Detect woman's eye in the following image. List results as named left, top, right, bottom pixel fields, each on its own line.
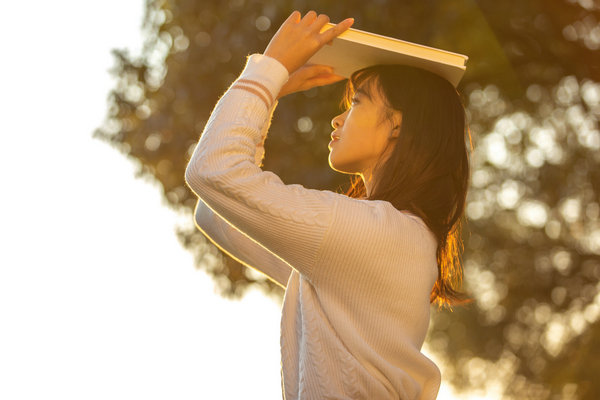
left=351, top=97, right=359, bottom=105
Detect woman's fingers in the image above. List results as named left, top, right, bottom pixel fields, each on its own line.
left=264, top=10, right=354, bottom=75
left=286, top=10, right=352, bottom=44
left=296, top=64, right=335, bottom=81
left=312, top=14, right=330, bottom=32
left=300, top=65, right=344, bottom=87
left=321, top=18, right=354, bottom=43
left=286, top=10, right=301, bottom=24
left=276, top=64, right=344, bottom=99
left=300, top=73, right=345, bottom=92
left=299, top=10, right=318, bottom=26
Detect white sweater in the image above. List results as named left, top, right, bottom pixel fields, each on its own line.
left=185, top=53, right=442, bottom=400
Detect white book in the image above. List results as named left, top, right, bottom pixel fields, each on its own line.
left=308, top=23, right=469, bottom=88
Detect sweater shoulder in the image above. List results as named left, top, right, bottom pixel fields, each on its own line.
left=318, top=197, right=439, bottom=268
left=352, top=199, right=437, bottom=245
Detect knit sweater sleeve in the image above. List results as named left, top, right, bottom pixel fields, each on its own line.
left=192, top=199, right=293, bottom=288
left=190, top=101, right=292, bottom=288
left=184, top=54, right=340, bottom=281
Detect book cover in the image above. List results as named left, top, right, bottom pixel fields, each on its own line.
left=308, top=23, right=469, bottom=88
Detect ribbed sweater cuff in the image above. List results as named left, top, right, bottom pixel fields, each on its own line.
left=237, top=53, right=289, bottom=109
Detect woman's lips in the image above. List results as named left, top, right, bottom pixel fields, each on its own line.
left=329, top=134, right=340, bottom=148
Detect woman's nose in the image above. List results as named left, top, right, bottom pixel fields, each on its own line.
left=331, top=113, right=344, bottom=129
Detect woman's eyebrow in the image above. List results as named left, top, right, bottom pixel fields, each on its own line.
left=354, top=88, right=372, bottom=101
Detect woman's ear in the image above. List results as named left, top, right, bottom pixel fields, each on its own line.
left=389, top=113, right=402, bottom=139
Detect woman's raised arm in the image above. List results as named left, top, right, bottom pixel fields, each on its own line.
left=191, top=103, right=292, bottom=289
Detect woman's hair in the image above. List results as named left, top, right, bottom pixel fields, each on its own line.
left=340, top=64, right=473, bottom=309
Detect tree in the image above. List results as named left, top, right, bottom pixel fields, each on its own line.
left=95, top=0, right=600, bottom=397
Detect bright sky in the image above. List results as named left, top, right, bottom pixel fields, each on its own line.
left=0, top=1, right=468, bottom=399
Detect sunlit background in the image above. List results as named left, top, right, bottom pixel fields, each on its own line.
left=0, top=1, right=279, bottom=399
left=2, top=0, right=600, bottom=399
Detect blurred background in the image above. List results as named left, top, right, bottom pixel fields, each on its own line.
left=1, top=0, right=599, bottom=399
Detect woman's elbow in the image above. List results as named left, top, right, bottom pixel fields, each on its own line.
left=184, top=161, right=198, bottom=185
left=184, top=160, right=212, bottom=197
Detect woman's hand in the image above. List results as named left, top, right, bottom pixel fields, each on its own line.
left=276, top=64, right=346, bottom=100
left=264, top=10, right=354, bottom=76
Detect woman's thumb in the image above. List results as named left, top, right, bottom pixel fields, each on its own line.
left=301, top=64, right=333, bottom=76
left=317, top=65, right=334, bottom=75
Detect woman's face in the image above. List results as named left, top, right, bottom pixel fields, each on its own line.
left=328, top=81, right=400, bottom=177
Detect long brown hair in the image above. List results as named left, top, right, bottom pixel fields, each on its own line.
left=340, top=65, right=473, bottom=308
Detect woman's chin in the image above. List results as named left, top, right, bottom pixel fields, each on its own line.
left=328, top=158, right=356, bottom=175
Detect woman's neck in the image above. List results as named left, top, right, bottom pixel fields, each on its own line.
left=360, top=169, right=374, bottom=198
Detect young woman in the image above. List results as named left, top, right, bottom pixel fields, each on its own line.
left=185, top=10, right=471, bottom=400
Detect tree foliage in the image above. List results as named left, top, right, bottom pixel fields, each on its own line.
left=95, top=0, right=600, bottom=397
